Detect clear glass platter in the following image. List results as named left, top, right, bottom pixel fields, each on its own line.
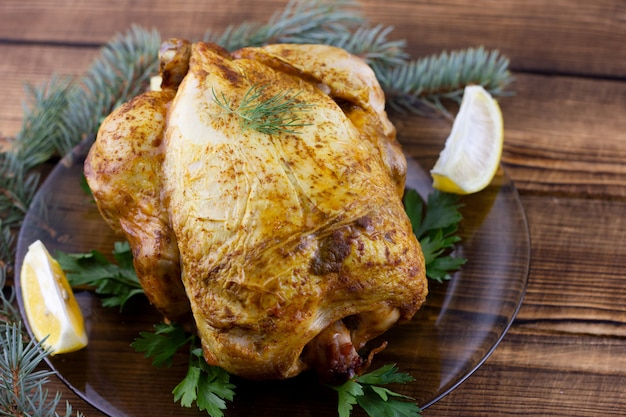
left=15, top=135, right=530, bottom=417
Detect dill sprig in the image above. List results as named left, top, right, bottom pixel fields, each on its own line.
left=212, top=84, right=312, bottom=135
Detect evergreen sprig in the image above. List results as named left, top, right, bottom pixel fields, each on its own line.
left=57, top=24, right=161, bottom=156
left=377, top=46, right=514, bottom=117
left=0, top=0, right=513, bottom=270
left=203, top=0, right=362, bottom=51
left=0, top=26, right=160, bottom=268
left=0, top=0, right=514, bottom=414
left=0, top=266, right=20, bottom=332
left=0, top=267, right=82, bottom=416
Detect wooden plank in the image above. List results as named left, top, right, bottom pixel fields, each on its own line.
left=1, top=0, right=625, bottom=78
left=370, top=0, right=626, bottom=78
left=516, top=195, right=626, bottom=334
left=426, top=331, right=626, bottom=416
left=0, top=0, right=283, bottom=44
left=499, top=73, right=626, bottom=198
left=2, top=46, right=626, bottom=200
left=0, top=44, right=99, bottom=139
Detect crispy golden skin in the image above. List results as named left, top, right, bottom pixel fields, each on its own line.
left=85, top=41, right=427, bottom=382
left=84, top=88, right=191, bottom=323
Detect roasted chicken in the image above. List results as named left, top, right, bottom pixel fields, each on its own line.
left=85, top=39, right=427, bottom=382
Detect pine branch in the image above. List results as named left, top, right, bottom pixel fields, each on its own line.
left=0, top=266, right=20, bottom=330
left=320, top=24, right=409, bottom=67
left=0, top=26, right=160, bottom=271
left=0, top=268, right=82, bottom=416
left=204, top=0, right=362, bottom=51
left=57, top=25, right=161, bottom=155
left=0, top=323, right=81, bottom=417
left=376, top=46, right=514, bottom=117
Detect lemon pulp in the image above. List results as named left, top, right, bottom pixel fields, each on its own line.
left=431, top=85, right=504, bottom=194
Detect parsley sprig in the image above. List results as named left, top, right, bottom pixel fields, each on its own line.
left=403, top=188, right=467, bottom=282
left=330, top=364, right=422, bottom=417
left=131, top=322, right=236, bottom=417
left=51, top=188, right=465, bottom=416
left=56, top=241, right=142, bottom=309
left=211, top=84, right=312, bottom=135
left=52, top=190, right=465, bottom=417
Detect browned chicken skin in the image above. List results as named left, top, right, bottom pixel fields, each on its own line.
left=85, top=39, right=427, bottom=382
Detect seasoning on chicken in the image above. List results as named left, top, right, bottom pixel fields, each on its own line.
left=85, top=39, right=427, bottom=383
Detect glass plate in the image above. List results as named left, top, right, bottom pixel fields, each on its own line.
left=15, top=136, right=529, bottom=417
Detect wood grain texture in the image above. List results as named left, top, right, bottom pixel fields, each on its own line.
left=1, top=0, right=625, bottom=77
left=2, top=0, right=626, bottom=416
left=0, top=44, right=99, bottom=138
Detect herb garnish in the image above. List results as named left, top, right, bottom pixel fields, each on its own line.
left=52, top=188, right=465, bottom=417
left=330, top=364, right=422, bottom=417
left=56, top=241, right=143, bottom=310
left=404, top=188, right=467, bottom=282
left=211, top=84, right=312, bottom=135
left=132, top=322, right=236, bottom=417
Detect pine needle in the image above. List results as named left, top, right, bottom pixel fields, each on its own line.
left=0, top=1, right=514, bottom=271
left=0, top=3, right=515, bottom=414
left=204, top=0, right=362, bottom=50
left=376, top=46, right=514, bottom=118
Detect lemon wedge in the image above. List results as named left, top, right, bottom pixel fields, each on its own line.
left=20, top=240, right=88, bottom=354
left=431, top=85, right=504, bottom=194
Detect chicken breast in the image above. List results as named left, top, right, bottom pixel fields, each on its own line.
left=85, top=40, right=427, bottom=382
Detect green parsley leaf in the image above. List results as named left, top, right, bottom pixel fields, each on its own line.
left=133, top=322, right=236, bottom=417
left=356, top=363, right=415, bottom=385
left=336, top=379, right=363, bottom=417
left=403, top=188, right=467, bottom=282
left=357, top=388, right=422, bottom=417
left=56, top=241, right=143, bottom=309
left=195, top=358, right=236, bottom=416
left=131, top=322, right=191, bottom=367
left=330, top=364, right=421, bottom=417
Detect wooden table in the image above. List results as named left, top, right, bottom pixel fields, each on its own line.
left=1, top=0, right=625, bottom=415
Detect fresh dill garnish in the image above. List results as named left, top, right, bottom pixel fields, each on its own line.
left=329, top=364, right=422, bottom=417
left=211, top=84, right=312, bottom=135
left=403, top=188, right=467, bottom=282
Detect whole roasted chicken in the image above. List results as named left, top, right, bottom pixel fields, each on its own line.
left=85, top=39, right=427, bottom=382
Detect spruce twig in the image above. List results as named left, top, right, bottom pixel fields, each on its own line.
left=0, top=26, right=160, bottom=269
left=0, top=324, right=81, bottom=417
left=0, top=266, right=20, bottom=330
left=376, top=46, right=514, bottom=118
left=57, top=25, right=161, bottom=155
left=0, top=268, right=82, bottom=416
left=204, top=0, right=362, bottom=51
left=0, top=2, right=515, bottom=414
